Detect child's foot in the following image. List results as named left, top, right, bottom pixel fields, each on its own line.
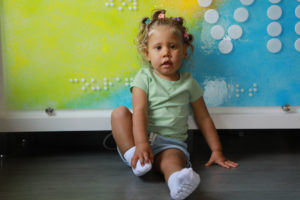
left=124, top=146, right=152, bottom=176
left=168, top=168, right=200, bottom=200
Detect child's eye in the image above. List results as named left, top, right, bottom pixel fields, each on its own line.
left=170, top=44, right=176, bottom=49
left=155, top=46, right=162, bottom=50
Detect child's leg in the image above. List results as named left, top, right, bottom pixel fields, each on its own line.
left=111, top=106, right=152, bottom=176
left=155, top=148, right=200, bottom=200
left=111, top=106, right=135, bottom=155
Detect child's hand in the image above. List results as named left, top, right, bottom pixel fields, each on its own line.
left=205, top=150, right=239, bottom=169
left=131, top=143, right=154, bottom=169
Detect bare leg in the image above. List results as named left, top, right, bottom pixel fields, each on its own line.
left=155, top=148, right=200, bottom=200
left=111, top=106, right=134, bottom=155
left=155, top=148, right=186, bottom=181
left=111, top=106, right=152, bottom=176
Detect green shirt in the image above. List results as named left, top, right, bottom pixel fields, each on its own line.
left=131, top=68, right=203, bottom=141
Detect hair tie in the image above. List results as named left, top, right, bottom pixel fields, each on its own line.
left=184, top=32, right=189, bottom=39
left=145, top=18, right=151, bottom=25
left=158, top=13, right=165, bottom=19
left=174, top=17, right=180, bottom=22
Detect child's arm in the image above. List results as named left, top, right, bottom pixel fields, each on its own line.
left=191, top=97, right=238, bottom=168
left=131, top=87, right=154, bottom=168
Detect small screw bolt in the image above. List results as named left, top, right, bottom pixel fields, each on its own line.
left=45, top=107, right=55, bottom=116
left=282, top=104, right=291, bottom=112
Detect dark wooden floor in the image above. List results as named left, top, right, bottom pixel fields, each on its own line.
left=0, top=130, right=299, bottom=200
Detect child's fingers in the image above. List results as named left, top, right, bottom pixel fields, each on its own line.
left=131, top=156, right=138, bottom=169
left=225, top=160, right=239, bottom=168
left=218, top=161, right=230, bottom=169
left=139, top=155, right=145, bottom=166
left=205, top=160, right=214, bottom=167
left=149, top=152, right=154, bottom=163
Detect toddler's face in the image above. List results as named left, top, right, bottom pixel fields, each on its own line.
left=145, top=25, right=187, bottom=81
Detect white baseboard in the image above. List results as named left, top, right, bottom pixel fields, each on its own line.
left=0, top=107, right=299, bottom=132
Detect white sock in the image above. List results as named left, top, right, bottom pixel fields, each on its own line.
left=123, top=146, right=152, bottom=176
left=167, top=168, right=200, bottom=200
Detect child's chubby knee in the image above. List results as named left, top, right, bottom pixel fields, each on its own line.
left=111, top=106, right=132, bottom=119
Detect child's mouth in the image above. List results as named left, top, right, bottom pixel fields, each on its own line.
left=161, top=61, right=172, bottom=67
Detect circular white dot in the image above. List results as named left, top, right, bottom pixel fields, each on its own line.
left=267, top=5, right=282, bottom=20
left=74, top=78, right=78, bottom=83
left=122, top=2, right=126, bottom=6
left=295, top=38, right=300, bottom=52
left=240, top=88, right=245, bottom=93
left=85, top=82, right=90, bottom=86
left=296, top=6, right=300, bottom=19
left=228, top=25, right=243, bottom=39
left=105, top=3, right=109, bottom=7
left=91, top=78, right=95, bottom=82
left=104, top=82, right=107, bottom=86
left=249, top=88, right=253, bottom=92
left=104, top=86, right=108, bottom=90
left=69, top=78, right=73, bottom=83
left=295, top=22, right=300, bottom=35
left=234, top=7, right=249, bottom=23
left=109, top=82, right=112, bottom=86
left=118, top=6, right=123, bottom=10
left=133, top=6, right=137, bottom=10
left=125, top=82, right=129, bottom=86
left=253, top=88, right=258, bottom=92
left=269, top=0, right=281, bottom=3
left=236, top=84, right=240, bottom=88
left=125, top=78, right=129, bottom=82
left=253, top=83, right=257, bottom=87
left=236, top=89, right=240, bottom=93
left=204, top=9, right=219, bottom=24
left=236, top=94, right=240, bottom=98
left=210, top=25, right=225, bottom=40
left=267, top=22, right=282, bottom=37
left=128, top=6, right=132, bottom=10
left=197, top=0, right=212, bottom=7
left=133, top=2, right=137, bottom=6
left=91, top=86, right=95, bottom=91
left=267, top=38, right=282, bottom=53
left=219, top=39, right=233, bottom=54
left=240, top=0, right=255, bottom=6
left=249, top=93, right=253, bottom=97
left=116, top=77, right=120, bottom=81
left=81, top=86, right=86, bottom=91
left=110, top=3, right=114, bottom=7
left=103, top=78, right=107, bottom=81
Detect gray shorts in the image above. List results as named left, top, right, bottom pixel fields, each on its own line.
left=117, top=132, right=191, bottom=168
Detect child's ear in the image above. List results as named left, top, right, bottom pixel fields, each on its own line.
left=144, top=49, right=151, bottom=61
left=183, top=44, right=188, bottom=58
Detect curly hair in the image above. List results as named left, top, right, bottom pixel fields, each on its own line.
left=137, top=9, right=194, bottom=63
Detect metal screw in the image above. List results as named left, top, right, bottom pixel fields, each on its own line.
left=282, top=104, right=291, bottom=112
left=45, top=107, right=55, bottom=116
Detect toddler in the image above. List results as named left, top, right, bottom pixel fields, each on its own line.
left=111, top=9, right=238, bottom=200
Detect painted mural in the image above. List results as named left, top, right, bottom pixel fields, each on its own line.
left=0, top=0, right=299, bottom=110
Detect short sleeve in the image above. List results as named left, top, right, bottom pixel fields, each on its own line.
left=189, top=78, right=203, bottom=103
left=130, top=68, right=149, bottom=95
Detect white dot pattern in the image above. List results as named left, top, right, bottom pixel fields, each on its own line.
left=234, top=7, right=249, bottom=22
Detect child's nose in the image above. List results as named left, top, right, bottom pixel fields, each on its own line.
left=162, top=47, right=171, bottom=57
